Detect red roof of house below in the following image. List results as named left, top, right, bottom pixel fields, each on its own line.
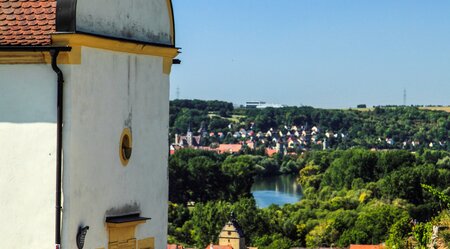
left=349, top=245, right=385, bottom=249
left=167, top=244, right=184, bottom=249
left=217, top=144, right=242, bottom=154
left=265, top=148, right=277, bottom=157
left=0, top=0, right=56, bottom=46
left=204, top=245, right=233, bottom=249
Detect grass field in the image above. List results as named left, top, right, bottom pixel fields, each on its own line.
left=346, top=106, right=450, bottom=113
left=420, top=106, right=450, bottom=113
left=208, top=113, right=246, bottom=123
left=349, top=108, right=374, bottom=112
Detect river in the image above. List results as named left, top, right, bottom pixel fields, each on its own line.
left=251, top=174, right=303, bottom=208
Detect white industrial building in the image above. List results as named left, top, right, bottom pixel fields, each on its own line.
left=245, top=101, right=284, bottom=109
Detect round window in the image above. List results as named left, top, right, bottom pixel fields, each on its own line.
left=119, top=128, right=132, bottom=166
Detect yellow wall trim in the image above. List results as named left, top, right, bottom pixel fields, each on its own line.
left=107, top=220, right=147, bottom=249
left=0, top=34, right=178, bottom=74
left=163, top=57, right=173, bottom=74
left=138, top=237, right=155, bottom=249
left=0, top=49, right=81, bottom=65
left=52, top=33, right=178, bottom=74
left=0, top=52, right=46, bottom=64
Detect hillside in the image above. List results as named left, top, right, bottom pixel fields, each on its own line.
left=168, top=99, right=450, bottom=249
left=168, top=148, right=450, bottom=248
left=170, top=99, right=450, bottom=151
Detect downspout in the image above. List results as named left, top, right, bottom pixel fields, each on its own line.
left=50, top=49, right=64, bottom=249
left=0, top=46, right=70, bottom=248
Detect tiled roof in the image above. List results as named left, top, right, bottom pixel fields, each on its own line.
left=349, top=245, right=385, bottom=249
left=167, top=245, right=184, bottom=249
left=204, top=245, right=233, bottom=249
left=217, top=144, right=242, bottom=154
left=0, top=0, right=56, bottom=46
left=265, top=148, right=277, bottom=157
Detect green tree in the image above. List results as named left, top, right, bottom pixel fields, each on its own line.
left=340, top=202, right=409, bottom=246
left=221, top=155, right=257, bottom=200
left=412, top=222, right=432, bottom=249
left=385, top=216, right=412, bottom=249
left=190, top=198, right=261, bottom=248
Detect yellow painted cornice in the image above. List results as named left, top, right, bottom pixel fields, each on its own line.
left=0, top=33, right=179, bottom=74
left=0, top=34, right=179, bottom=74
left=52, top=33, right=179, bottom=73
left=52, top=33, right=179, bottom=58
left=0, top=48, right=81, bottom=65
left=0, top=52, right=46, bottom=64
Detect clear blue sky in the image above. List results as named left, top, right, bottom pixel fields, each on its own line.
left=170, top=1, right=450, bottom=108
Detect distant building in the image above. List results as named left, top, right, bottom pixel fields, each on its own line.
left=204, top=213, right=255, bottom=249
left=349, top=244, right=385, bottom=249
left=245, top=101, right=284, bottom=109
left=168, top=244, right=185, bottom=249
left=265, top=148, right=277, bottom=157
left=217, top=144, right=243, bottom=154
left=246, top=101, right=267, bottom=108
left=175, top=127, right=202, bottom=147
left=218, top=213, right=247, bottom=249
left=205, top=244, right=233, bottom=249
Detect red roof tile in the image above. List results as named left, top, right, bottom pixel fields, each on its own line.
left=265, top=148, right=277, bottom=157
left=167, top=244, right=184, bottom=249
left=349, top=245, right=385, bottom=249
left=204, top=244, right=233, bottom=249
left=0, top=0, right=56, bottom=46
left=217, top=144, right=242, bottom=154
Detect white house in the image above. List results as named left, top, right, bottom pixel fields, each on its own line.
left=0, top=0, right=178, bottom=248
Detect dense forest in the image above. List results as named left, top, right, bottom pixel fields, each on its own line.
left=169, top=149, right=450, bottom=248
left=168, top=99, right=450, bottom=248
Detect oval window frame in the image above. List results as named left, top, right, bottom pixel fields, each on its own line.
left=119, top=128, right=132, bottom=166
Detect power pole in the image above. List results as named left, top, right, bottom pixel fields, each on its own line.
left=176, top=86, right=180, bottom=99
left=403, top=89, right=407, bottom=106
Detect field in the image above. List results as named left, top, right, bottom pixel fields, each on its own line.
left=420, top=106, right=450, bottom=112
left=348, top=106, right=450, bottom=113
left=208, top=113, right=246, bottom=123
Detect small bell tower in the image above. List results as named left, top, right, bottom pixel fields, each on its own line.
left=186, top=124, right=193, bottom=146
left=218, top=212, right=246, bottom=249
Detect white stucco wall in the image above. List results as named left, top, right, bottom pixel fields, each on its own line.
left=76, top=0, right=172, bottom=45
left=61, top=47, right=169, bottom=249
left=0, top=65, right=57, bottom=249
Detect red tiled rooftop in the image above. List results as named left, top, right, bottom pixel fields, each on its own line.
left=349, top=245, right=385, bottom=249
left=217, top=144, right=242, bottom=154
left=0, top=0, right=56, bottom=46
left=167, top=244, right=184, bottom=249
left=265, top=148, right=277, bottom=157
left=204, top=245, right=233, bottom=249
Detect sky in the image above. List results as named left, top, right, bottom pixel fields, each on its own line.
left=170, top=1, right=450, bottom=108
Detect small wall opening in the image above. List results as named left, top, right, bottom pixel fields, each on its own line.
left=120, top=128, right=132, bottom=166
